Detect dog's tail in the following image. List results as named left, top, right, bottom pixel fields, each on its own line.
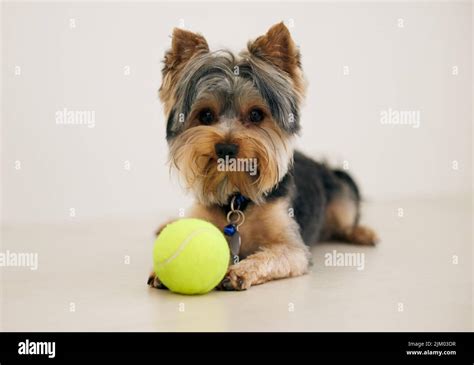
left=332, top=169, right=361, bottom=202
left=328, top=167, right=379, bottom=245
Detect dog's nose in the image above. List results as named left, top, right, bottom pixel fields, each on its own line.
left=215, top=143, right=239, bottom=158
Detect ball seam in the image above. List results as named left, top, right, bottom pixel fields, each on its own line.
left=154, top=227, right=217, bottom=268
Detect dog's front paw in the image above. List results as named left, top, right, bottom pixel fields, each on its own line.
left=147, top=271, right=167, bottom=290
left=216, top=262, right=256, bottom=291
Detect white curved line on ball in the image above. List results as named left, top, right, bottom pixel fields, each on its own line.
left=155, top=227, right=214, bottom=267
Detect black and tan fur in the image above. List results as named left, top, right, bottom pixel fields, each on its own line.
left=148, top=22, right=378, bottom=291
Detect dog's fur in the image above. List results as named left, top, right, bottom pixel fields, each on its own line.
left=148, top=22, right=378, bottom=291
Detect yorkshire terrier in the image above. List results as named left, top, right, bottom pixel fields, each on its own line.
left=148, top=22, right=378, bottom=291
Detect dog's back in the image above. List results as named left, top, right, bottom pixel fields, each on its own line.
left=292, top=151, right=371, bottom=245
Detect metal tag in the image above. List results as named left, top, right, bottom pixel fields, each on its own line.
left=229, top=230, right=241, bottom=264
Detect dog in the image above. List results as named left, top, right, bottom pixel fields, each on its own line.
left=148, top=22, right=378, bottom=291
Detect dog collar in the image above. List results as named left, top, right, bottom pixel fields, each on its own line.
left=225, top=193, right=249, bottom=212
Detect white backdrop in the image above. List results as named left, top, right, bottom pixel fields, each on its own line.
left=1, top=1, right=472, bottom=224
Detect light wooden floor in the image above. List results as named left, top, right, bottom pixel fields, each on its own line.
left=1, top=197, right=471, bottom=331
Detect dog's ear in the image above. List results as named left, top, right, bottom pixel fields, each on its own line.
left=248, top=22, right=301, bottom=77
left=160, top=29, right=209, bottom=113
left=163, top=28, right=209, bottom=75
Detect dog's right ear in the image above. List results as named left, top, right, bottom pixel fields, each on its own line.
left=160, top=29, right=209, bottom=114
left=162, top=28, right=209, bottom=75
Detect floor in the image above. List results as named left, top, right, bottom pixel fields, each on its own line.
left=1, top=197, right=472, bottom=332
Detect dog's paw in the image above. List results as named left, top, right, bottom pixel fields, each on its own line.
left=350, top=225, right=379, bottom=246
left=147, top=271, right=167, bottom=290
left=216, top=262, right=256, bottom=291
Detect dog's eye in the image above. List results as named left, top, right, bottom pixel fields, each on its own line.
left=249, top=108, right=264, bottom=123
left=198, top=109, right=215, bottom=125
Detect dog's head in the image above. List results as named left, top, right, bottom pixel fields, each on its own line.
left=160, top=22, right=306, bottom=205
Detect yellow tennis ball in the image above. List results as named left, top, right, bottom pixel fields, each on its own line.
left=153, top=218, right=230, bottom=295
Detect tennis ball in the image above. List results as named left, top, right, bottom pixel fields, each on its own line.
left=153, top=218, right=230, bottom=295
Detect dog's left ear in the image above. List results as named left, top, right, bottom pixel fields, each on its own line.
left=248, top=22, right=301, bottom=78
